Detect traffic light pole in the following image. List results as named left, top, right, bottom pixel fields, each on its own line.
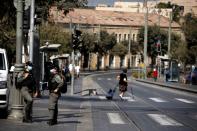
left=168, top=11, right=172, bottom=81
left=128, top=27, right=131, bottom=69
left=69, top=17, right=74, bottom=95
left=29, top=0, right=35, bottom=62
left=144, top=0, right=148, bottom=79
left=8, top=0, right=24, bottom=120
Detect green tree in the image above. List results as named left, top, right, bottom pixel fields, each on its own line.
left=138, top=25, right=168, bottom=65
left=0, top=0, right=88, bottom=64
left=80, top=32, right=97, bottom=54
left=110, top=43, right=127, bottom=57
left=95, top=30, right=117, bottom=55
left=171, top=41, right=189, bottom=68
left=40, top=23, right=72, bottom=54
left=182, top=13, right=197, bottom=64
left=157, top=2, right=183, bottom=22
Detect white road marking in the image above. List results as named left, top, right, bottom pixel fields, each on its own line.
left=148, top=114, right=183, bottom=126
left=122, top=97, right=135, bottom=101
left=34, top=107, right=71, bottom=112
left=149, top=98, right=167, bottom=102
left=107, top=113, right=125, bottom=124
left=175, top=98, right=195, bottom=104
left=99, top=96, right=107, bottom=100
left=107, top=78, right=112, bottom=80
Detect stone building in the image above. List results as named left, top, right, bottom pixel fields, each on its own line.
left=49, top=7, right=181, bottom=70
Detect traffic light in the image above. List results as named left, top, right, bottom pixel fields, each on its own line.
left=34, top=6, right=43, bottom=25
left=23, top=8, right=30, bottom=33
left=72, top=29, right=82, bottom=50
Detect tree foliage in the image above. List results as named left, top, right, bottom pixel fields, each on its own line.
left=80, top=32, right=97, bottom=53
left=111, top=42, right=127, bottom=57
left=40, top=23, right=72, bottom=54
left=138, top=25, right=167, bottom=63
left=157, top=2, right=183, bottom=22
left=94, top=30, right=117, bottom=55
left=138, top=25, right=182, bottom=65
left=0, top=0, right=88, bottom=64
left=182, top=13, right=197, bottom=64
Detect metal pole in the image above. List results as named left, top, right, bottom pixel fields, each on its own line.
left=29, top=0, right=35, bottom=62
left=71, top=51, right=74, bottom=95
left=168, top=11, right=172, bottom=81
left=144, top=0, right=148, bottom=79
left=128, top=27, right=131, bottom=69
left=69, top=17, right=74, bottom=95
left=8, top=0, right=24, bottom=120
left=97, top=24, right=101, bottom=70
left=168, top=11, right=172, bottom=57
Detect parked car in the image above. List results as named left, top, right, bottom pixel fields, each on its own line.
left=0, top=48, right=9, bottom=117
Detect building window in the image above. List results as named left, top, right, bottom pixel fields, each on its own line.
left=115, top=34, right=118, bottom=42
left=124, top=34, right=126, bottom=40
left=128, top=34, right=130, bottom=40
left=133, top=34, right=135, bottom=41
left=119, top=34, right=121, bottom=42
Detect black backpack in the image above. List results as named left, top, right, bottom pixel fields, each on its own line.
left=59, top=73, right=67, bottom=94
left=60, top=80, right=67, bottom=93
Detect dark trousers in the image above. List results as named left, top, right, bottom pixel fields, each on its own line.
left=21, top=86, right=33, bottom=120
left=48, top=93, right=59, bottom=121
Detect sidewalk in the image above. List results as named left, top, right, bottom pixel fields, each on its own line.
left=2, top=76, right=96, bottom=131
left=136, top=77, right=197, bottom=94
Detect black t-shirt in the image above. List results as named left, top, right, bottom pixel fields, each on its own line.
left=119, top=73, right=128, bottom=86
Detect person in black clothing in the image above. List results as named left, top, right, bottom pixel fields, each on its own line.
left=117, top=68, right=128, bottom=99
left=17, top=61, right=35, bottom=123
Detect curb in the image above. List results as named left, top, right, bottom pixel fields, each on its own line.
left=136, top=79, right=197, bottom=94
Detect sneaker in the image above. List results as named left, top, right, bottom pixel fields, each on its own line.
left=119, top=95, right=123, bottom=100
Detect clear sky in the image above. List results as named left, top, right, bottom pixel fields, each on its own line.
left=87, top=0, right=147, bottom=6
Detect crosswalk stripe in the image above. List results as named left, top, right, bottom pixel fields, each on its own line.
left=107, top=113, right=125, bottom=124
left=175, top=98, right=195, bottom=104
left=98, top=96, right=107, bottom=100
left=107, top=78, right=112, bottom=80
left=149, top=98, right=167, bottom=102
left=122, top=97, right=135, bottom=101
left=148, top=114, right=183, bottom=126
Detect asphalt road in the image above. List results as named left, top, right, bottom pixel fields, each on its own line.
left=90, top=73, right=197, bottom=131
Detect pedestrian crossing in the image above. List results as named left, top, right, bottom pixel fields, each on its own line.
left=95, top=95, right=196, bottom=105
left=106, top=112, right=183, bottom=126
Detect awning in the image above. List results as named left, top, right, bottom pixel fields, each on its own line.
left=40, top=44, right=61, bottom=52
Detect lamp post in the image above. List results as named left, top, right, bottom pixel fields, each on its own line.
left=8, top=0, right=24, bottom=120
left=69, top=16, right=74, bottom=95
left=168, top=11, right=172, bottom=57
left=168, top=10, right=173, bottom=81
left=128, top=27, right=131, bottom=69
left=29, top=0, right=35, bottom=62
left=144, top=0, right=148, bottom=79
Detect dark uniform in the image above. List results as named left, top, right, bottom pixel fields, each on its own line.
left=118, top=69, right=128, bottom=98
left=17, top=65, right=35, bottom=123
left=48, top=69, right=63, bottom=126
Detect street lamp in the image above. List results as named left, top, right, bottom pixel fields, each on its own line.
left=68, top=15, right=74, bottom=95
left=144, top=0, right=148, bottom=79
left=8, top=0, right=25, bottom=120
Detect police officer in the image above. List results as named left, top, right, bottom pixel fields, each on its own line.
left=47, top=67, right=63, bottom=126
left=17, top=61, right=35, bottom=123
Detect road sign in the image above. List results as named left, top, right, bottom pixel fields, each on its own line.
left=14, top=0, right=31, bottom=10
